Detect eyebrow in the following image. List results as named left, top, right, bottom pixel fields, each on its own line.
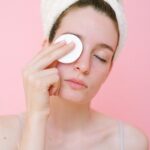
left=62, top=32, right=114, bottom=53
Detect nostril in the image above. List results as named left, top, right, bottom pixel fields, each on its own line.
left=74, top=66, right=80, bottom=71
left=73, top=64, right=89, bottom=74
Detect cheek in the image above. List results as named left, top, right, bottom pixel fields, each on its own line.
left=91, top=62, right=110, bottom=85
left=57, top=63, right=68, bottom=78
left=57, top=65, right=63, bottom=75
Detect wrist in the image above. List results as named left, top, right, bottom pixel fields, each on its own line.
left=25, top=111, right=49, bottom=121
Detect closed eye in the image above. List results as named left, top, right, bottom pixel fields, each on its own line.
left=94, top=55, right=107, bottom=63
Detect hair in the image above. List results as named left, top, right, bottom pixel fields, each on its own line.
left=48, top=0, right=119, bottom=62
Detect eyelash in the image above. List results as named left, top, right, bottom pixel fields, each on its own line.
left=94, top=55, right=107, bottom=63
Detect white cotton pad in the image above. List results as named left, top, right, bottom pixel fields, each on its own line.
left=54, top=34, right=83, bottom=63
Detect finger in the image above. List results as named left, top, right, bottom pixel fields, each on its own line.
left=22, top=68, right=59, bottom=104
left=25, top=72, right=60, bottom=110
left=28, top=73, right=60, bottom=94
left=25, top=68, right=59, bottom=90
left=31, top=69, right=61, bottom=96
left=27, top=68, right=58, bottom=79
left=44, top=60, right=59, bottom=70
left=28, top=42, right=75, bottom=72
left=27, top=40, right=66, bottom=66
left=49, top=77, right=61, bottom=95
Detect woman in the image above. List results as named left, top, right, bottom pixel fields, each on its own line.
left=0, top=0, right=148, bottom=149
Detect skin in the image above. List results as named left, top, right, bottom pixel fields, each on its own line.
left=0, top=6, right=148, bottom=150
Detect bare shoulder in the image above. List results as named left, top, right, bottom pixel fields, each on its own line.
left=123, top=122, right=149, bottom=150
left=91, top=110, right=149, bottom=150
left=0, top=112, right=25, bottom=150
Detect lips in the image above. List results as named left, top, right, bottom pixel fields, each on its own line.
left=65, top=78, right=88, bottom=88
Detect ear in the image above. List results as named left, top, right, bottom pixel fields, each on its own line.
left=41, top=38, right=51, bottom=49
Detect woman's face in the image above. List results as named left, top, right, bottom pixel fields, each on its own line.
left=51, top=6, right=118, bottom=104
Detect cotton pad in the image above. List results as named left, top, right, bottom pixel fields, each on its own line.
left=54, top=34, right=83, bottom=63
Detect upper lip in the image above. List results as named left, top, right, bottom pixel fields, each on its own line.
left=65, top=78, right=88, bottom=88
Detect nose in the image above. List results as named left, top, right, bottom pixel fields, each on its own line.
left=73, top=52, right=90, bottom=75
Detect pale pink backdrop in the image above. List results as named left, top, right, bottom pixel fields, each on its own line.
left=0, top=0, right=150, bottom=141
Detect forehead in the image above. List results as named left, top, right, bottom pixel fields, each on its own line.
left=55, top=6, right=118, bottom=51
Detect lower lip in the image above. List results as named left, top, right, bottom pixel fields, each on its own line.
left=65, top=80, right=86, bottom=90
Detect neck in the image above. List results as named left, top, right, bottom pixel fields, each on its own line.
left=47, top=96, right=92, bottom=134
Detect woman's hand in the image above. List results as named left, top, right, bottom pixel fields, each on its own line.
left=19, top=41, right=75, bottom=150
left=21, top=40, right=74, bottom=115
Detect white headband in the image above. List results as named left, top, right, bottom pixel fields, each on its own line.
left=40, top=0, right=127, bottom=61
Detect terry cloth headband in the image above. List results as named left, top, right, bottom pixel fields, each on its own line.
left=40, top=0, right=127, bottom=61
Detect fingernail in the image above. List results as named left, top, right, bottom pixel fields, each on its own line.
left=68, top=41, right=75, bottom=46
left=58, top=40, right=66, bottom=44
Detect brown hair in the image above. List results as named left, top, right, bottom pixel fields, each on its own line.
left=48, top=0, right=119, bottom=62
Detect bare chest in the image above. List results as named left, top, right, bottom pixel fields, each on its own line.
left=45, top=130, right=119, bottom=150
left=45, top=136, right=101, bottom=150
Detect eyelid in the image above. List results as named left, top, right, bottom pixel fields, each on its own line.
left=95, top=50, right=109, bottom=59
left=94, top=55, right=107, bottom=63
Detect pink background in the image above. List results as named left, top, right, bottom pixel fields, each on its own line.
left=0, top=0, right=150, bottom=141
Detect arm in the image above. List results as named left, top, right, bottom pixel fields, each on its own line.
left=19, top=112, right=48, bottom=150
left=18, top=40, right=74, bottom=150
